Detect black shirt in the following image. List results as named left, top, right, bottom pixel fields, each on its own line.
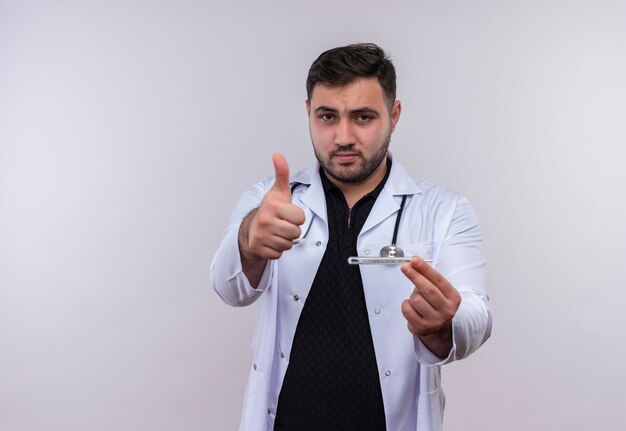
left=274, top=160, right=391, bottom=431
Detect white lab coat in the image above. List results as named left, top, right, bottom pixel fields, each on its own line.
left=211, top=155, right=492, bottom=431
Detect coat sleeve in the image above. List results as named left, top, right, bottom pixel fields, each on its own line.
left=210, top=180, right=274, bottom=307
left=414, top=194, right=492, bottom=365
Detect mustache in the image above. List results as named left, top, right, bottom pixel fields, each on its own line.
left=331, top=145, right=363, bottom=156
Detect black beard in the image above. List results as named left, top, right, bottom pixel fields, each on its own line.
left=314, top=135, right=390, bottom=184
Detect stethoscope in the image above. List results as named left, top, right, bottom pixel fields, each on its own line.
left=379, top=194, right=407, bottom=258
left=291, top=183, right=425, bottom=265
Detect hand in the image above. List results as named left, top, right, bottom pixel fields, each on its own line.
left=400, top=257, right=461, bottom=358
left=240, top=153, right=306, bottom=261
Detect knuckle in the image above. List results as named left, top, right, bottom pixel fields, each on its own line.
left=452, top=291, right=462, bottom=304
left=443, top=308, right=457, bottom=321
left=401, top=300, right=412, bottom=315
left=294, top=207, right=306, bottom=224
left=420, top=287, right=435, bottom=298
left=256, top=212, right=272, bottom=227
left=293, top=226, right=302, bottom=239
left=264, top=199, right=280, bottom=213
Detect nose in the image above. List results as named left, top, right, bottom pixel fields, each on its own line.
left=335, top=119, right=356, bottom=146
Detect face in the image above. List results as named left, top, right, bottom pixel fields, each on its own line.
left=306, top=77, right=401, bottom=186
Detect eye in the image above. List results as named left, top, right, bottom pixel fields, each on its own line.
left=355, top=114, right=374, bottom=122
left=319, top=113, right=335, bottom=121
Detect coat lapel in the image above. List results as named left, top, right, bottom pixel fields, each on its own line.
left=360, top=156, right=423, bottom=236
left=290, top=162, right=327, bottom=223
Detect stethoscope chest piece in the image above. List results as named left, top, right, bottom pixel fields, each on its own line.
left=380, top=245, right=404, bottom=257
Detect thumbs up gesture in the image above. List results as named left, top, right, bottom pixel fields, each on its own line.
left=240, top=153, right=306, bottom=262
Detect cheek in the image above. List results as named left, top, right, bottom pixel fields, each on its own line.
left=310, top=126, right=333, bottom=147
left=358, top=129, right=385, bottom=149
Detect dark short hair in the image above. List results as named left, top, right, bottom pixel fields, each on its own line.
left=306, top=43, right=397, bottom=109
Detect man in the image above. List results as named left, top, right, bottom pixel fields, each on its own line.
left=211, top=43, right=492, bottom=431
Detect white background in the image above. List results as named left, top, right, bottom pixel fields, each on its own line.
left=2, top=0, right=625, bottom=430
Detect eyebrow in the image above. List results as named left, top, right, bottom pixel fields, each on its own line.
left=314, top=106, right=381, bottom=115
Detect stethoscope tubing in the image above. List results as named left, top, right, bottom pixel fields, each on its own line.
left=290, top=182, right=409, bottom=260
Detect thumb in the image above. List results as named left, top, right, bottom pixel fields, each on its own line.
left=271, top=152, right=291, bottom=197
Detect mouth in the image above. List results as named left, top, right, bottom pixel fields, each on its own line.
left=332, top=151, right=360, bottom=164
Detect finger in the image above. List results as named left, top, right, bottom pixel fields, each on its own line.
left=403, top=297, right=450, bottom=336
left=401, top=299, right=428, bottom=336
left=401, top=262, right=446, bottom=308
left=259, top=198, right=305, bottom=228
left=254, top=244, right=285, bottom=260
left=250, top=234, right=295, bottom=259
left=407, top=290, right=439, bottom=320
left=272, top=152, right=291, bottom=197
left=269, top=219, right=302, bottom=241
left=276, top=202, right=306, bottom=226
left=402, top=298, right=423, bottom=320
left=263, top=235, right=296, bottom=253
left=408, top=257, right=457, bottom=299
left=249, top=215, right=301, bottom=245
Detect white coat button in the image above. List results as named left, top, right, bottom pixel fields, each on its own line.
left=374, top=308, right=381, bottom=314
left=315, top=241, right=322, bottom=247
left=385, top=370, right=391, bottom=376
left=280, top=352, right=285, bottom=358
left=364, top=249, right=371, bottom=255
left=293, top=295, right=300, bottom=301
left=267, top=408, right=271, bottom=415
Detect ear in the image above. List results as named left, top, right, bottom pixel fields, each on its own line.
left=390, top=100, right=402, bottom=132
left=305, top=99, right=311, bottom=116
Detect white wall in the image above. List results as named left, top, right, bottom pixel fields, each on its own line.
left=1, top=1, right=625, bottom=430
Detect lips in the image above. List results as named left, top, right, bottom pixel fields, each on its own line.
left=333, top=152, right=360, bottom=164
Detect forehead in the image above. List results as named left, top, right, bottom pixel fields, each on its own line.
left=309, top=77, right=386, bottom=109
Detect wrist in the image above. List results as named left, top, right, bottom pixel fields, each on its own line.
left=237, top=208, right=268, bottom=288
left=418, top=322, right=453, bottom=359
left=238, top=208, right=266, bottom=264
